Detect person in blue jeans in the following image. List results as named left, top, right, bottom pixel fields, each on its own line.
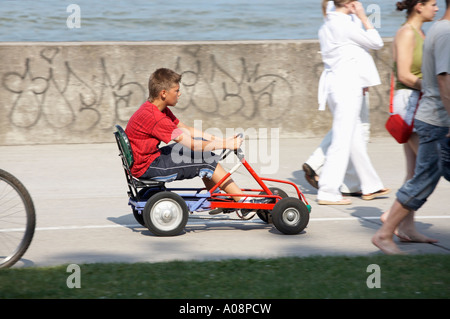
left=373, top=1, right=450, bottom=254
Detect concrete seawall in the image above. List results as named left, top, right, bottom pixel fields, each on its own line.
left=0, top=39, right=393, bottom=145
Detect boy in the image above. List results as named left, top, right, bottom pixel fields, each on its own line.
left=125, top=68, right=247, bottom=206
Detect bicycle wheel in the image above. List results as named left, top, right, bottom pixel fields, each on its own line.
left=0, top=169, right=36, bottom=268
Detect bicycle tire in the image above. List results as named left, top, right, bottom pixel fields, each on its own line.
left=0, top=169, right=36, bottom=268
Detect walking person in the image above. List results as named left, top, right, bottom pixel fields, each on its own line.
left=303, top=0, right=377, bottom=196
left=373, top=0, right=450, bottom=255
left=316, top=0, right=389, bottom=205
left=381, top=0, right=439, bottom=240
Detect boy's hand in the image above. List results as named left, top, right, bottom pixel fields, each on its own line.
left=224, top=135, right=243, bottom=150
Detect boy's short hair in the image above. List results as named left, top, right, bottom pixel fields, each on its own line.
left=148, top=68, right=182, bottom=101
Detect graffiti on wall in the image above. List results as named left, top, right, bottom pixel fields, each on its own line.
left=2, top=48, right=146, bottom=132
left=1, top=46, right=294, bottom=133
left=175, top=45, right=294, bottom=121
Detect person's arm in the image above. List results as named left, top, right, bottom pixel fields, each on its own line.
left=395, top=27, right=422, bottom=90
left=435, top=30, right=450, bottom=137
left=438, top=73, right=450, bottom=115
left=347, top=1, right=384, bottom=50
left=437, top=73, right=450, bottom=137
left=351, top=1, right=373, bottom=30
left=174, top=121, right=242, bottom=151
left=176, top=121, right=220, bottom=143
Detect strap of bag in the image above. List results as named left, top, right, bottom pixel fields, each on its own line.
left=389, top=72, right=395, bottom=114
left=389, top=71, right=422, bottom=116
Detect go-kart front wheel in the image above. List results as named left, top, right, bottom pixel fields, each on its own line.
left=256, top=187, right=288, bottom=224
left=143, top=192, right=188, bottom=236
left=272, top=197, right=309, bottom=235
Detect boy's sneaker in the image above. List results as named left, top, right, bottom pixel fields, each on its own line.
left=208, top=208, right=223, bottom=215
left=209, top=207, right=233, bottom=215
left=239, top=198, right=267, bottom=220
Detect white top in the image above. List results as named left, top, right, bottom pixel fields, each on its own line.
left=317, top=10, right=383, bottom=110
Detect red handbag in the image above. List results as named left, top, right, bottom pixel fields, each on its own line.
left=385, top=73, right=420, bottom=144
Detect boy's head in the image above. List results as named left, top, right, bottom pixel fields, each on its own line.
left=148, top=68, right=182, bottom=102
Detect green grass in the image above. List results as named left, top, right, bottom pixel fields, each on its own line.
left=0, top=254, right=449, bottom=299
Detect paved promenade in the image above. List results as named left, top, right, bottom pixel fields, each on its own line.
left=1, top=137, right=449, bottom=268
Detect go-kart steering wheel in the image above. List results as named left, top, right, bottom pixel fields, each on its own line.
left=219, top=133, right=244, bottom=161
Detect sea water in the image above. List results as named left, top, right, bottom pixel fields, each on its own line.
left=0, top=0, right=446, bottom=42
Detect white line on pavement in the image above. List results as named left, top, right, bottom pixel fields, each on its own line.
left=1, top=215, right=449, bottom=233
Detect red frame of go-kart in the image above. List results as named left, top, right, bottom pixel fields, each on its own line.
left=207, top=150, right=310, bottom=212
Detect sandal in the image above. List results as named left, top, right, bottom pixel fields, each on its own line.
left=302, top=163, right=319, bottom=189
left=317, top=198, right=352, bottom=205
left=362, top=188, right=391, bottom=200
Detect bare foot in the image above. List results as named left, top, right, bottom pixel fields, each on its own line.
left=372, top=233, right=406, bottom=255
left=396, top=229, right=438, bottom=243
left=380, top=212, right=411, bottom=241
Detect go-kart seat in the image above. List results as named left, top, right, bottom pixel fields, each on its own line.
left=114, top=125, right=166, bottom=199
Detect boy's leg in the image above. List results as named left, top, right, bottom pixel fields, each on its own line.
left=148, top=144, right=244, bottom=202
left=204, top=163, right=243, bottom=202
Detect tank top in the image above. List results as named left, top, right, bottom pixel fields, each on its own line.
left=394, top=25, right=424, bottom=91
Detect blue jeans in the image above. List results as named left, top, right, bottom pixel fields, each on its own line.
left=397, top=119, right=448, bottom=211
left=440, top=136, right=450, bottom=181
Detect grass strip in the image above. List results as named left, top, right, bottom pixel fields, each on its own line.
left=0, top=254, right=449, bottom=299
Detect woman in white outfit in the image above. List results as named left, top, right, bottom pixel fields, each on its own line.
left=303, top=0, right=377, bottom=195
left=317, top=0, right=390, bottom=205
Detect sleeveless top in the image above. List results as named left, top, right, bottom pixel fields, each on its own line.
left=394, top=25, right=424, bottom=91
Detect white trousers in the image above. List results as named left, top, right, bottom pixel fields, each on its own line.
left=317, top=90, right=384, bottom=202
left=306, top=93, right=371, bottom=193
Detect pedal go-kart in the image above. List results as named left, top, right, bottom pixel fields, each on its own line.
left=114, top=125, right=311, bottom=236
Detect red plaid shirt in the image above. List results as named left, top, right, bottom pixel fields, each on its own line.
left=125, top=101, right=183, bottom=178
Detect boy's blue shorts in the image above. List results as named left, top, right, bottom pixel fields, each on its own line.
left=140, top=143, right=219, bottom=183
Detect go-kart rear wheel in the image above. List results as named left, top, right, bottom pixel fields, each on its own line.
left=132, top=188, right=163, bottom=227
left=272, top=197, right=309, bottom=235
left=257, top=187, right=288, bottom=223
left=132, top=207, right=146, bottom=227
left=143, top=192, right=188, bottom=236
